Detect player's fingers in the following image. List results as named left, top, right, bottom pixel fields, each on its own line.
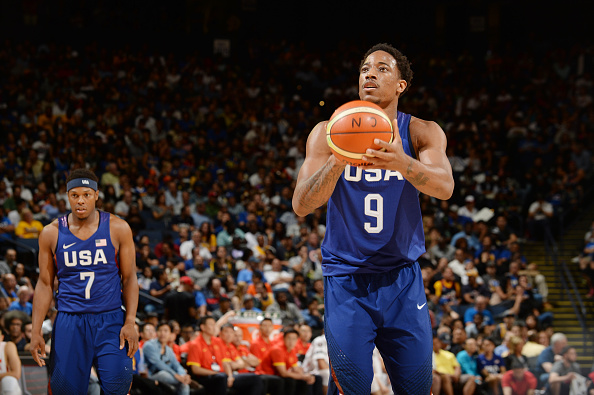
left=371, top=138, right=393, bottom=150
left=128, top=338, right=139, bottom=358
left=32, top=347, right=44, bottom=367
left=392, top=118, right=400, bottom=133
left=119, top=331, right=125, bottom=350
left=391, top=129, right=403, bottom=146
left=32, top=353, right=40, bottom=367
left=364, top=148, right=390, bottom=161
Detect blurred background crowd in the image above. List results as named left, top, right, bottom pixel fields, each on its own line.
left=0, top=1, right=593, bottom=394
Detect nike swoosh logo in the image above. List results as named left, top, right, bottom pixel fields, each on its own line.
left=63, top=242, right=77, bottom=249
left=417, top=303, right=426, bottom=310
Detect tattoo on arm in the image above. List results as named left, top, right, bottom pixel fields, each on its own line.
left=410, top=172, right=429, bottom=186
left=406, top=159, right=429, bottom=186
left=295, top=162, right=343, bottom=213
left=406, top=159, right=414, bottom=176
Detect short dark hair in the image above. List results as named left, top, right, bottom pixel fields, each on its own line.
left=66, top=168, right=98, bottom=184
left=360, top=43, right=413, bottom=94
left=157, top=320, right=172, bottom=331
left=283, top=328, right=299, bottom=338
left=199, top=316, right=215, bottom=328
left=259, top=317, right=272, bottom=327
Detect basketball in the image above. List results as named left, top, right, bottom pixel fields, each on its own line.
left=326, top=100, right=394, bottom=166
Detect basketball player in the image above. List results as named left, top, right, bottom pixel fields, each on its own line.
left=30, top=169, right=139, bottom=394
left=293, top=43, right=454, bottom=394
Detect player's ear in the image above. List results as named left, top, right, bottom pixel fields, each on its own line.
left=95, top=191, right=99, bottom=201
left=396, top=79, right=407, bottom=95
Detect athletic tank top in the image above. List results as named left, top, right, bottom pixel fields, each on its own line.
left=0, top=342, right=6, bottom=373
left=322, top=111, right=425, bottom=275
left=54, top=211, right=123, bottom=313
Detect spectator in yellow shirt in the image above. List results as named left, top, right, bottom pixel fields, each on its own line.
left=15, top=209, right=43, bottom=239
left=433, top=333, right=462, bottom=395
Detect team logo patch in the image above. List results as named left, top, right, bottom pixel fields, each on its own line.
left=95, top=239, right=107, bottom=247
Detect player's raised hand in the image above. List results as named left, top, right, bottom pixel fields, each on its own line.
left=120, top=322, right=139, bottom=358
left=30, top=332, right=46, bottom=367
left=360, top=118, right=405, bottom=169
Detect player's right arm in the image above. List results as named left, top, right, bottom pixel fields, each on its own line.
left=30, top=222, right=58, bottom=367
left=293, top=122, right=346, bottom=217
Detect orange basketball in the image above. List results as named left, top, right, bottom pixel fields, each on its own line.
left=326, top=100, right=393, bottom=166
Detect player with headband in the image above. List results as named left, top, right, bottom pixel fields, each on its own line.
left=30, top=168, right=139, bottom=394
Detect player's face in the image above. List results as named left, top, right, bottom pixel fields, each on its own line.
left=359, top=50, right=405, bottom=107
left=68, top=187, right=98, bottom=219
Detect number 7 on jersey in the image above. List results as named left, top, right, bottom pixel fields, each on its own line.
left=80, top=272, right=95, bottom=299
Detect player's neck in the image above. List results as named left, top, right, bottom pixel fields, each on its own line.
left=382, top=99, right=399, bottom=120
left=69, top=209, right=98, bottom=227
left=202, top=332, right=212, bottom=343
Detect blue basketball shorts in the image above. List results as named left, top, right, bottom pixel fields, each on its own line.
left=49, top=307, right=133, bottom=395
left=324, top=263, right=433, bottom=395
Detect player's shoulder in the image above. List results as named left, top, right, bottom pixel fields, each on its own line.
left=409, top=116, right=446, bottom=148
left=107, top=212, right=133, bottom=244
left=308, top=121, right=329, bottom=140
left=409, top=116, right=444, bottom=135
left=39, top=219, right=60, bottom=241
left=108, top=212, right=132, bottom=231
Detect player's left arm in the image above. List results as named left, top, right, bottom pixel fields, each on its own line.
left=361, top=118, right=454, bottom=200
left=112, top=216, right=139, bottom=358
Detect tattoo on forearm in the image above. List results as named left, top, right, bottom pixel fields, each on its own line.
left=406, top=158, right=429, bottom=186
left=410, top=172, right=429, bottom=186
left=296, top=162, right=343, bottom=212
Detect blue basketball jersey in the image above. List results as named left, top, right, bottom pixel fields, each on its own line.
left=322, top=111, right=425, bottom=275
left=54, top=211, right=123, bottom=313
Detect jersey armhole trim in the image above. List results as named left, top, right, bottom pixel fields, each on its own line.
left=407, top=122, right=418, bottom=161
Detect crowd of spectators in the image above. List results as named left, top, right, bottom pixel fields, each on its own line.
left=0, top=36, right=593, bottom=394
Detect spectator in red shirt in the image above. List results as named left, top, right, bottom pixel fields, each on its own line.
left=232, top=326, right=259, bottom=373
left=295, top=324, right=312, bottom=359
left=258, top=328, right=323, bottom=395
left=186, top=316, right=262, bottom=395
left=501, top=357, right=537, bottom=395
left=250, top=317, right=275, bottom=362
left=219, top=323, right=284, bottom=395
